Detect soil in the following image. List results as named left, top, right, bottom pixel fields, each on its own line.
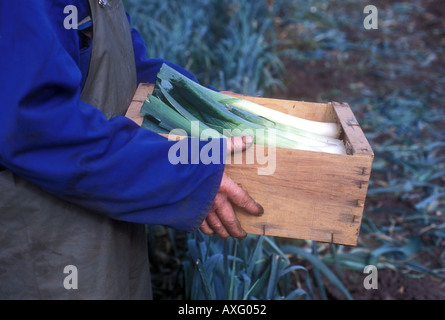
left=274, top=0, right=445, bottom=300
left=290, top=254, right=444, bottom=300
left=328, top=268, right=444, bottom=300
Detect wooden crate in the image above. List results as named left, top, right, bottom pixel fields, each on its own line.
left=126, top=84, right=374, bottom=246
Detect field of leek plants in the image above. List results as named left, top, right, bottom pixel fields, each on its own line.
left=123, top=0, right=445, bottom=299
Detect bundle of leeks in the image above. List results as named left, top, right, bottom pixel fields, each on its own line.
left=141, top=64, right=346, bottom=155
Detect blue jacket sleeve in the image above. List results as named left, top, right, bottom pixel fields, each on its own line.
left=0, top=1, right=225, bottom=232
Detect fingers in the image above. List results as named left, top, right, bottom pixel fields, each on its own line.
left=202, top=196, right=247, bottom=240
left=201, top=173, right=263, bottom=240
left=226, top=136, right=253, bottom=154
left=220, top=173, right=264, bottom=217
left=199, top=218, right=214, bottom=236
left=204, top=210, right=229, bottom=238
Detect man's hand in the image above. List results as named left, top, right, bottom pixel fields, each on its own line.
left=200, top=136, right=264, bottom=240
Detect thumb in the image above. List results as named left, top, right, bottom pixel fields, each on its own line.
left=226, top=136, right=254, bottom=154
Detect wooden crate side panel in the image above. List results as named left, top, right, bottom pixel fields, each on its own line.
left=127, top=84, right=153, bottom=126
left=332, top=102, right=373, bottom=157
left=226, top=149, right=373, bottom=245
left=133, top=83, right=153, bottom=102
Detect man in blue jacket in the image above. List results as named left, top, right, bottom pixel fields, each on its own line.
left=0, top=0, right=263, bottom=299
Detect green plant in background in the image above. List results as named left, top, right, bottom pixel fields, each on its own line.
left=183, top=232, right=353, bottom=300
left=124, top=0, right=284, bottom=95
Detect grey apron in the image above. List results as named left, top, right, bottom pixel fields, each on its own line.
left=0, top=0, right=152, bottom=299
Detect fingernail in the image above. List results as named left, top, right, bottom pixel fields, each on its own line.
left=256, top=202, right=265, bottom=215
